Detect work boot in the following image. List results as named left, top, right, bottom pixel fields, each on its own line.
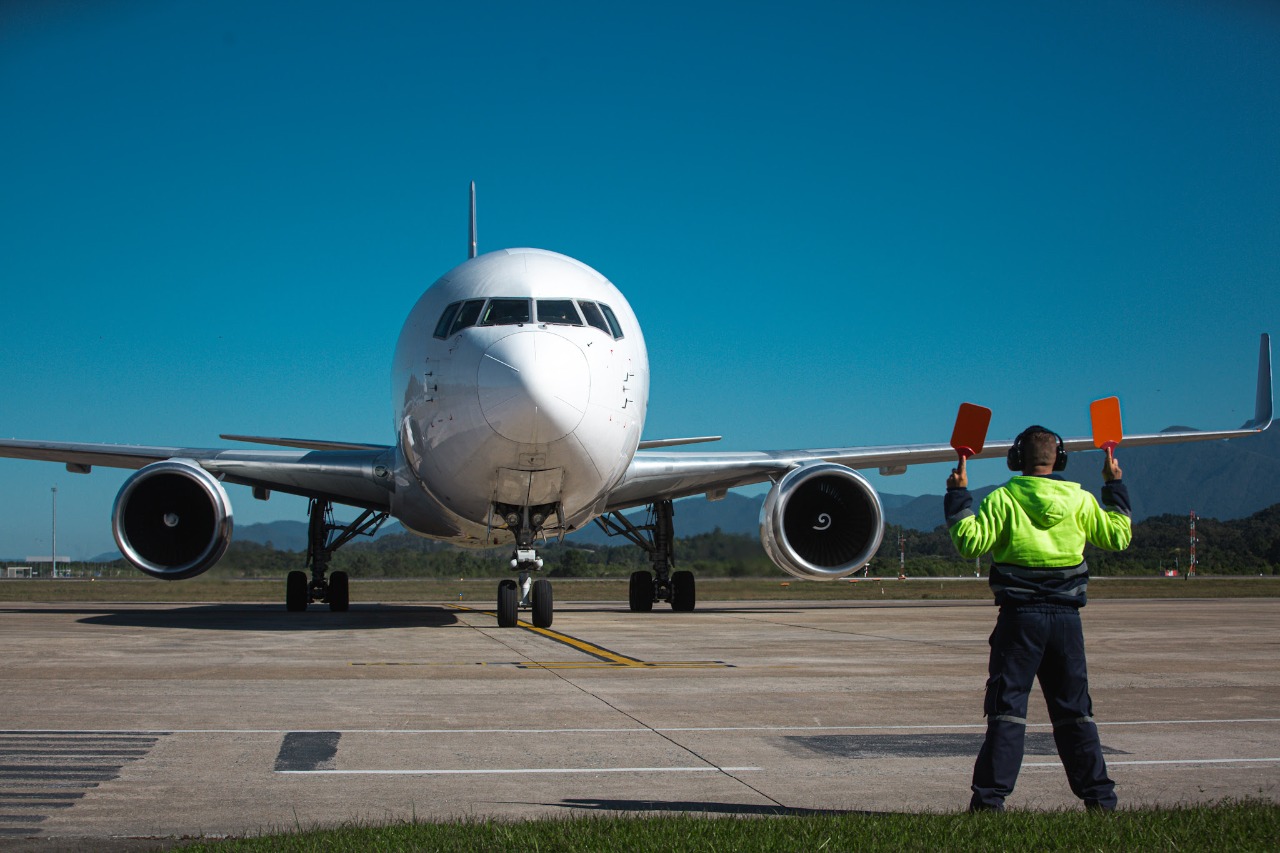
left=967, top=796, right=1005, bottom=813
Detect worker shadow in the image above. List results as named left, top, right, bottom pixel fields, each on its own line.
left=545, top=798, right=880, bottom=817
left=75, top=603, right=460, bottom=631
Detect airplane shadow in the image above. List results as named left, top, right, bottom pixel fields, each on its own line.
left=538, top=798, right=880, bottom=817
left=561, top=605, right=810, bottom=616
left=67, top=603, right=460, bottom=632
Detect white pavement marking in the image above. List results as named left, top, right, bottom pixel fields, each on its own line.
left=277, top=766, right=761, bottom=776
left=5, top=718, right=1278, bottom=736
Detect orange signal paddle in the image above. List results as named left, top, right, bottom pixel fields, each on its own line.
left=1090, top=396, right=1123, bottom=460
left=950, top=403, right=993, bottom=462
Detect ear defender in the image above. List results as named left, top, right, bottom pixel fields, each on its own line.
left=1007, top=426, right=1068, bottom=472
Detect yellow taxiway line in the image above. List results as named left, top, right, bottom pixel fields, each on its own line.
left=445, top=603, right=731, bottom=669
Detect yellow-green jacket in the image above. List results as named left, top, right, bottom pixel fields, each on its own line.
left=945, top=475, right=1132, bottom=607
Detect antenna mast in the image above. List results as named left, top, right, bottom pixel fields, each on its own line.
left=1188, top=510, right=1198, bottom=578
left=468, top=181, right=477, bottom=259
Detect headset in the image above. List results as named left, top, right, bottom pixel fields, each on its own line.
left=1007, top=425, right=1068, bottom=472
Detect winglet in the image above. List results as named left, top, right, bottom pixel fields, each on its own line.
left=468, top=181, right=478, bottom=259
left=1244, top=332, right=1273, bottom=431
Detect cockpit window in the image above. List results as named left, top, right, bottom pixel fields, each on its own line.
left=433, top=302, right=462, bottom=339
left=536, top=299, right=584, bottom=326
left=578, top=301, right=610, bottom=335
left=478, top=298, right=531, bottom=326
left=437, top=297, right=613, bottom=336
left=447, top=299, right=485, bottom=336
left=576, top=301, right=624, bottom=339
left=599, top=303, right=624, bottom=339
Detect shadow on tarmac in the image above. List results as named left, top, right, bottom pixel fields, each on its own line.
left=548, top=798, right=880, bottom=816
left=555, top=606, right=812, bottom=616
left=44, top=603, right=462, bottom=632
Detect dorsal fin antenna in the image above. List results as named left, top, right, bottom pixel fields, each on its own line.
left=468, top=181, right=477, bottom=259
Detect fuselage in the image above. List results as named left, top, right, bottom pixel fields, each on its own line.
left=389, top=248, right=649, bottom=545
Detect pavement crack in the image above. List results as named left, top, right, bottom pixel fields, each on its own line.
left=716, top=612, right=970, bottom=650
left=458, top=611, right=787, bottom=809
left=542, top=668, right=788, bottom=811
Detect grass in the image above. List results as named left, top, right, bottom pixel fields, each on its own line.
left=0, top=575, right=1276, bottom=604
left=177, top=800, right=1279, bottom=851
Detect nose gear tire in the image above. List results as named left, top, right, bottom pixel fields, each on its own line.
left=497, top=579, right=519, bottom=628
left=531, top=578, right=553, bottom=628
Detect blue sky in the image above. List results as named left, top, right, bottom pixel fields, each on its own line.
left=2, top=1, right=1278, bottom=558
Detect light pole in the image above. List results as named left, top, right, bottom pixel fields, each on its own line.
left=51, top=486, right=57, bottom=579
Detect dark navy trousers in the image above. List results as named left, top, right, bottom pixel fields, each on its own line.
left=970, top=604, right=1116, bottom=811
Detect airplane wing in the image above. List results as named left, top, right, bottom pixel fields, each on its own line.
left=0, top=438, right=395, bottom=510
left=606, top=333, right=1273, bottom=512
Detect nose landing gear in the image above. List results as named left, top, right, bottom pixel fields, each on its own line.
left=493, top=503, right=557, bottom=629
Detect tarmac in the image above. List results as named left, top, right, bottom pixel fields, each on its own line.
left=0, top=594, right=1277, bottom=846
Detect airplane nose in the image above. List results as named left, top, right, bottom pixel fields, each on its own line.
left=478, top=332, right=591, bottom=444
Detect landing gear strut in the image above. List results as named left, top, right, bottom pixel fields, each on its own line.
left=596, top=499, right=696, bottom=613
left=285, top=499, right=388, bottom=612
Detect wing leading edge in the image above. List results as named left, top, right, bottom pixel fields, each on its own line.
left=0, top=438, right=395, bottom=511
left=606, top=333, right=1273, bottom=512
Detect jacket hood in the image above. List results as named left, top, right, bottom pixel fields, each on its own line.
left=1004, top=476, right=1083, bottom=529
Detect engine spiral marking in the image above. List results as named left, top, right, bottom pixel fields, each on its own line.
left=812, top=513, right=832, bottom=531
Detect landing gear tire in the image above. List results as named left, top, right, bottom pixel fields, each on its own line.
left=531, top=578, right=553, bottom=628
left=286, top=571, right=308, bottom=612
left=671, top=570, right=696, bottom=612
left=497, top=579, right=519, bottom=628
left=629, top=570, right=654, bottom=612
left=328, top=571, right=349, bottom=612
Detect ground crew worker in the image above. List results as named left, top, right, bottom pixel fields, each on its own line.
left=944, top=425, right=1131, bottom=812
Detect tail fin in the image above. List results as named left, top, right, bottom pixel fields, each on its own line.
left=468, top=181, right=477, bottom=259
left=1244, top=332, right=1273, bottom=430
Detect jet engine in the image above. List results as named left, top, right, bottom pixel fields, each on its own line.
left=112, top=460, right=234, bottom=580
left=760, top=463, right=885, bottom=580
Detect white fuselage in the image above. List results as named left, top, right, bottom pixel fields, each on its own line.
left=389, top=248, right=649, bottom=545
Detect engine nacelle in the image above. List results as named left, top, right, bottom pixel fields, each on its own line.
left=112, top=460, right=234, bottom=580
left=760, top=463, right=885, bottom=581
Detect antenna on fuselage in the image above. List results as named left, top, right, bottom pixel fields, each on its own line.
left=468, top=181, right=477, bottom=259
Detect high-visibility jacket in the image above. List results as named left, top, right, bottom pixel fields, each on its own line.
left=945, top=475, right=1131, bottom=607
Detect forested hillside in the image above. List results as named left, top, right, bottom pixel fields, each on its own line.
left=192, top=502, right=1280, bottom=579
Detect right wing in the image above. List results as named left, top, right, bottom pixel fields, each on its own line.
left=607, top=333, right=1273, bottom=512
left=0, top=438, right=396, bottom=511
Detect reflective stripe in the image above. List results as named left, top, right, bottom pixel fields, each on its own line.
left=990, top=714, right=1027, bottom=725
left=987, top=560, right=1092, bottom=607
left=998, top=563, right=1088, bottom=581
left=1053, top=716, right=1095, bottom=728
left=989, top=582, right=1085, bottom=598
left=946, top=507, right=975, bottom=527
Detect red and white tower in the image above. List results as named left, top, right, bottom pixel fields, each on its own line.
left=1188, top=511, right=1198, bottom=578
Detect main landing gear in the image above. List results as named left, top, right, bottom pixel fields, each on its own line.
left=493, top=502, right=556, bottom=629
left=285, top=499, right=388, bottom=612
left=595, top=499, right=696, bottom=613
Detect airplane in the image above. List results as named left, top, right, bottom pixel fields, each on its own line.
left=0, top=185, right=1273, bottom=629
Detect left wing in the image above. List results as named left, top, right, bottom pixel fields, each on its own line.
left=607, top=333, right=1273, bottom=512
